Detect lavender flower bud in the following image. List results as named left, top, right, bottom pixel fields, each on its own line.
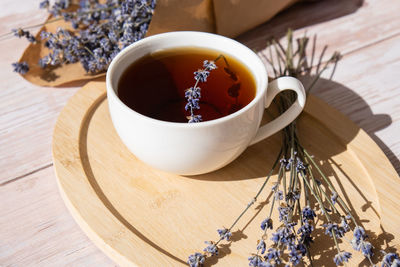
left=185, top=98, right=200, bottom=111
left=39, top=0, right=49, bottom=9
left=302, top=206, right=317, bottom=221
left=271, top=183, right=278, bottom=192
left=187, top=115, right=202, bottom=123
left=271, top=226, right=295, bottom=248
left=297, top=222, right=313, bottom=239
left=353, top=226, right=367, bottom=241
left=286, top=158, right=294, bottom=170
left=217, top=228, right=232, bottom=241
left=340, top=217, right=350, bottom=232
left=265, top=248, right=281, bottom=265
left=203, top=60, right=217, bottom=70
left=12, top=28, right=36, bottom=43
left=331, top=191, right=338, bottom=205
left=360, top=241, right=373, bottom=258
left=296, top=242, right=307, bottom=256
left=260, top=217, right=273, bottom=231
left=274, top=190, right=283, bottom=201
left=382, top=251, right=400, bottom=267
left=256, top=239, right=266, bottom=255
left=12, top=62, right=29, bottom=74
left=333, top=251, right=352, bottom=266
left=38, top=56, right=51, bottom=68
left=278, top=205, right=292, bottom=222
left=203, top=241, right=218, bottom=256
left=194, top=69, right=210, bottom=83
left=289, top=247, right=302, bottom=265
left=248, top=254, right=263, bottom=267
left=187, top=252, right=205, bottom=267
left=296, top=157, right=307, bottom=174
left=323, top=223, right=346, bottom=238
left=185, top=87, right=201, bottom=99
left=12, top=28, right=24, bottom=38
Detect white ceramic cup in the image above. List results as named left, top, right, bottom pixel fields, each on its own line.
left=106, top=31, right=306, bottom=175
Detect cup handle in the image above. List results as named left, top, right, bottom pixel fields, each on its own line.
left=249, top=76, right=306, bottom=146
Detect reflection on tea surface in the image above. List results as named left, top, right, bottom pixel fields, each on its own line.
left=117, top=47, right=256, bottom=122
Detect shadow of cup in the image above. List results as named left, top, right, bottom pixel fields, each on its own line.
left=190, top=76, right=397, bottom=182
left=191, top=76, right=397, bottom=265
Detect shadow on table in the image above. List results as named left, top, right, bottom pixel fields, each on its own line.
left=305, top=77, right=399, bottom=176
left=194, top=76, right=398, bottom=266
left=237, top=0, right=364, bottom=51
left=189, top=76, right=397, bottom=182
left=305, top=157, right=397, bottom=266
left=201, top=144, right=397, bottom=266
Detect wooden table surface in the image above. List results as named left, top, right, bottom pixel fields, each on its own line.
left=1, top=0, right=399, bottom=266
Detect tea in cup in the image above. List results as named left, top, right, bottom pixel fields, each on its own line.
left=106, top=31, right=305, bottom=175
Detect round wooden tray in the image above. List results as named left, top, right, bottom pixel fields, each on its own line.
left=53, top=81, right=400, bottom=266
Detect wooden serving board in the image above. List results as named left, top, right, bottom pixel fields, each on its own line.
left=52, top=81, right=400, bottom=266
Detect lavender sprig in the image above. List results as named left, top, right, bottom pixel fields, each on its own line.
left=187, top=149, right=283, bottom=267
left=185, top=59, right=217, bottom=123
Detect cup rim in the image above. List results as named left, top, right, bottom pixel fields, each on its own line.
left=106, top=31, right=268, bottom=128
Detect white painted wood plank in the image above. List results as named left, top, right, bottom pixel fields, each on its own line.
left=0, top=3, right=79, bottom=182
left=0, top=167, right=115, bottom=267
left=307, top=35, right=400, bottom=174
left=1, top=0, right=400, bottom=182
left=0, top=79, right=78, bottom=183
left=239, top=0, right=400, bottom=64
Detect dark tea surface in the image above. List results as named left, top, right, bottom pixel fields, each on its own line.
left=117, top=47, right=256, bottom=122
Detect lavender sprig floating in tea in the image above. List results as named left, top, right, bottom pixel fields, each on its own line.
left=185, top=59, right=217, bottom=123
left=187, top=29, right=398, bottom=267
left=6, top=0, right=156, bottom=74
left=185, top=54, right=242, bottom=123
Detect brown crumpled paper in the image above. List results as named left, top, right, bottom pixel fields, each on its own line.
left=19, top=0, right=297, bottom=87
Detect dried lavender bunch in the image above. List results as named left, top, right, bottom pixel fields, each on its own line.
left=9, top=0, right=155, bottom=74
left=246, top=29, right=381, bottom=267
left=187, top=29, right=399, bottom=267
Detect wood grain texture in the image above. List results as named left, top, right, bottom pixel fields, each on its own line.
left=52, top=81, right=399, bottom=266
left=1, top=0, right=400, bottom=184
left=1, top=0, right=399, bottom=183
left=238, top=0, right=400, bottom=62
left=0, top=0, right=80, bottom=183
left=1, top=0, right=399, bottom=266
left=0, top=166, right=115, bottom=267
left=311, top=35, right=400, bottom=174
